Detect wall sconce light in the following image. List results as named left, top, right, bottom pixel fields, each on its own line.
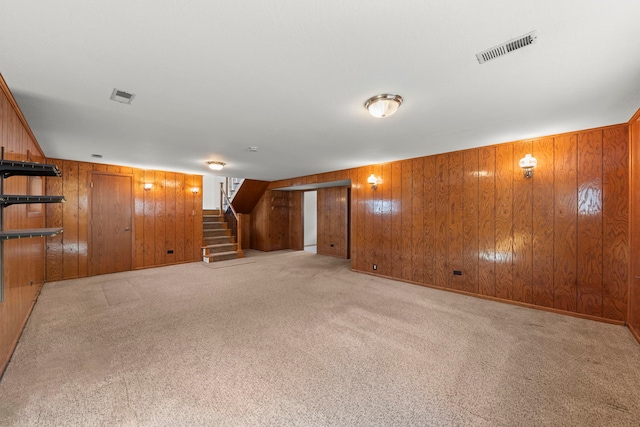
left=367, top=174, right=380, bottom=190
left=519, top=154, right=537, bottom=179
left=143, top=183, right=153, bottom=191
left=207, top=161, right=226, bottom=171
left=191, top=187, right=200, bottom=195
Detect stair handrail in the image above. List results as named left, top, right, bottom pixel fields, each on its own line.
left=220, top=182, right=243, bottom=257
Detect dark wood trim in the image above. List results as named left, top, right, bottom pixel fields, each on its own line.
left=0, top=74, right=45, bottom=157
left=628, top=107, right=640, bottom=124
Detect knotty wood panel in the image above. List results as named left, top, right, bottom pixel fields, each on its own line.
left=512, top=141, right=533, bottom=303
left=576, top=130, right=603, bottom=317
left=531, top=138, right=554, bottom=308
left=154, top=171, right=167, bottom=266
left=494, top=144, right=513, bottom=300
left=463, top=149, right=479, bottom=294
left=133, top=168, right=145, bottom=269
left=478, top=146, right=496, bottom=297
left=165, top=172, right=177, bottom=265
left=175, top=174, right=186, bottom=262
left=602, top=126, right=629, bottom=321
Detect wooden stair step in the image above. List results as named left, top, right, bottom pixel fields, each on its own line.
left=203, top=221, right=225, bottom=229
left=202, top=243, right=238, bottom=255
left=204, top=235, right=233, bottom=245
left=203, top=251, right=239, bottom=263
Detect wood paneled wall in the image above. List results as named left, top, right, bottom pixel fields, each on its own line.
left=0, top=75, right=47, bottom=375
left=629, top=112, right=640, bottom=341
left=250, top=190, right=291, bottom=251
left=317, top=187, right=349, bottom=258
left=45, top=159, right=203, bottom=281
left=261, top=124, right=630, bottom=323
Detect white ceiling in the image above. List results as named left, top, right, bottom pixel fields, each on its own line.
left=2, top=1, right=640, bottom=181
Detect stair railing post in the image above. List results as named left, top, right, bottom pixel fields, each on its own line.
left=219, top=182, right=224, bottom=213
left=237, top=213, right=244, bottom=258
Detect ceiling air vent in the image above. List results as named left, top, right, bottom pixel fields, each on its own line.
left=476, top=31, right=537, bottom=64
left=110, top=88, right=136, bottom=104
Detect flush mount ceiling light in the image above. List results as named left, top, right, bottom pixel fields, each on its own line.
left=207, top=161, right=226, bottom=171
left=364, top=94, right=403, bottom=118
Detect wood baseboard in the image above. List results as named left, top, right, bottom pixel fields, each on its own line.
left=353, top=269, right=625, bottom=326
left=628, top=324, right=640, bottom=345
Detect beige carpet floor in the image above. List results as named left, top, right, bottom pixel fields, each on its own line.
left=1, top=250, right=639, bottom=426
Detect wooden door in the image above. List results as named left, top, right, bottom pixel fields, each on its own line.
left=90, top=173, right=133, bottom=275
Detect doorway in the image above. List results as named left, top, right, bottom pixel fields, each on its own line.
left=90, top=172, right=133, bottom=275
left=303, top=191, right=317, bottom=253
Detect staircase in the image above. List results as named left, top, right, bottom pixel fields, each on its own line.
left=201, top=209, right=239, bottom=262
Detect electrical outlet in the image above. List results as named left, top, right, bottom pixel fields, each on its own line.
left=167, top=250, right=174, bottom=254
left=373, top=264, right=377, bottom=271
left=453, top=270, right=462, bottom=276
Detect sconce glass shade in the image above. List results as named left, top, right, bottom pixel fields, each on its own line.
left=208, top=161, right=225, bottom=171
left=191, top=187, right=200, bottom=194
left=519, top=154, right=537, bottom=178
left=143, top=183, right=153, bottom=191
left=367, top=174, right=379, bottom=190
left=365, top=94, right=403, bottom=118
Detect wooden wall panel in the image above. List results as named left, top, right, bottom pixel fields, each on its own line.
left=45, top=160, right=203, bottom=279
left=531, top=138, right=554, bottom=308
left=512, top=141, right=533, bottom=303
left=630, top=115, right=640, bottom=339
left=423, top=157, right=436, bottom=286
left=380, top=163, right=391, bottom=276
left=463, top=149, right=479, bottom=294
left=400, top=160, right=413, bottom=281
left=411, top=157, right=425, bottom=284
left=433, top=154, right=449, bottom=288
left=553, top=134, right=578, bottom=312
left=1, top=74, right=48, bottom=376
left=494, top=144, right=513, bottom=301
left=448, top=152, right=464, bottom=290
left=289, top=191, right=303, bottom=250
left=257, top=124, right=630, bottom=325
left=317, top=187, right=348, bottom=258
left=601, top=127, right=628, bottom=321
left=576, top=130, right=603, bottom=317
left=478, top=146, right=496, bottom=297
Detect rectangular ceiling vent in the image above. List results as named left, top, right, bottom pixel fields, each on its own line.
left=476, top=31, right=537, bottom=64
left=110, top=88, right=135, bottom=104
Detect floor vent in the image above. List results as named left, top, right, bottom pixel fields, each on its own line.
left=476, top=31, right=537, bottom=64
left=110, top=88, right=136, bottom=104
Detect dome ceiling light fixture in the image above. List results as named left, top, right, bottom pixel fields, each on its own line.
left=364, top=94, right=403, bottom=118
left=207, top=161, right=226, bottom=171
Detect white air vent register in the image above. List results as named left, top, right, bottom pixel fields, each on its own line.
left=476, top=31, right=537, bottom=64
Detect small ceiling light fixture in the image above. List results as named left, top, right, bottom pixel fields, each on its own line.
left=143, top=183, right=153, bottom=191
left=367, top=174, right=380, bottom=190
left=207, top=161, right=226, bottom=171
left=519, top=154, right=537, bottom=178
left=191, top=187, right=200, bottom=195
left=365, top=94, right=403, bottom=118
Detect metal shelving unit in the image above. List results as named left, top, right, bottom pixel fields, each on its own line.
left=0, top=151, right=64, bottom=302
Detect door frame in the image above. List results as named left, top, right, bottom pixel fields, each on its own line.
left=87, top=171, right=135, bottom=276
